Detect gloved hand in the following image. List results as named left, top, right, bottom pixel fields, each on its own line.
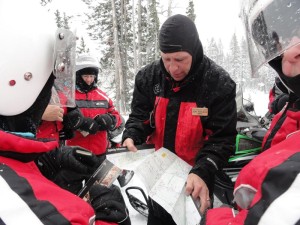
left=90, top=184, right=131, bottom=225
left=79, top=117, right=99, bottom=134
left=94, top=114, right=116, bottom=131
left=52, top=169, right=86, bottom=194
left=270, top=93, right=289, bottom=114
left=59, top=128, right=74, bottom=140
left=35, top=146, right=102, bottom=193
left=63, top=107, right=84, bottom=130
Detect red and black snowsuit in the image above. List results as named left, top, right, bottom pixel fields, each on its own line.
left=262, top=96, right=300, bottom=150
left=67, top=88, right=121, bottom=155
left=36, top=117, right=63, bottom=141
left=205, top=130, right=300, bottom=225
left=205, top=57, right=300, bottom=224
left=0, top=130, right=115, bottom=225
left=122, top=56, right=237, bottom=194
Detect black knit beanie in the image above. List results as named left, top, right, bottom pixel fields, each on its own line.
left=159, top=14, right=203, bottom=73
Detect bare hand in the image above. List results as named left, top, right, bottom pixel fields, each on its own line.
left=185, top=173, right=211, bottom=215
left=42, top=105, right=64, bottom=122
left=122, top=138, right=138, bottom=152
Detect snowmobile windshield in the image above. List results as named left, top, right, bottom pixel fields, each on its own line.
left=241, top=0, right=300, bottom=77
left=53, top=28, right=77, bottom=107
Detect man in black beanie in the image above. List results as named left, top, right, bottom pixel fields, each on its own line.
left=122, top=14, right=237, bottom=225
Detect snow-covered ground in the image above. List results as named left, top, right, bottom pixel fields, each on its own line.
left=243, top=89, right=269, bottom=117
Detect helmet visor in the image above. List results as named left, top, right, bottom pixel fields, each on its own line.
left=53, top=28, right=76, bottom=107
left=242, top=0, right=300, bottom=77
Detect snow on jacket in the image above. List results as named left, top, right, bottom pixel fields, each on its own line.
left=123, top=56, right=237, bottom=193
left=205, top=130, right=300, bottom=225
left=67, top=88, right=121, bottom=155
left=0, top=130, right=115, bottom=225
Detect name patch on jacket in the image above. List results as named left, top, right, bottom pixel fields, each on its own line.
left=192, top=107, right=208, bottom=116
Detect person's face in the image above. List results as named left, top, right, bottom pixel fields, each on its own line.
left=161, top=51, right=192, bottom=81
left=281, top=37, right=300, bottom=77
left=82, top=74, right=96, bottom=85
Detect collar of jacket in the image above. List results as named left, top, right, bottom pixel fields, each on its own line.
left=0, top=130, right=58, bottom=155
left=76, top=84, right=97, bottom=93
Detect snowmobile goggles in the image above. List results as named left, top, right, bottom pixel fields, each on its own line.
left=52, top=28, right=77, bottom=107
left=241, top=0, right=300, bottom=77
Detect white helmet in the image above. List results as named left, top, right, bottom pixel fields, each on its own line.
left=76, top=54, right=100, bottom=72
left=241, top=0, right=300, bottom=76
left=75, top=54, right=100, bottom=91
left=0, top=0, right=56, bottom=116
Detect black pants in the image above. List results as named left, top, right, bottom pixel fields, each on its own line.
left=147, top=198, right=176, bottom=225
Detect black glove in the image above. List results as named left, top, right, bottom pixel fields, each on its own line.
left=271, top=93, right=289, bottom=114
left=52, top=169, right=86, bottom=194
left=79, top=117, right=99, bottom=134
left=59, top=128, right=74, bottom=140
left=90, top=184, right=131, bottom=225
left=35, top=146, right=101, bottom=193
left=63, top=107, right=84, bottom=130
left=94, top=114, right=116, bottom=131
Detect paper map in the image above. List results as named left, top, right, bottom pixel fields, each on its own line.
left=107, top=147, right=201, bottom=224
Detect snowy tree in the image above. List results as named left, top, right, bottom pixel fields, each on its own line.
left=227, top=33, right=241, bottom=82
left=134, top=0, right=160, bottom=67
left=54, top=10, right=71, bottom=29
left=40, top=0, right=51, bottom=6
left=82, top=0, right=134, bottom=114
left=239, top=38, right=251, bottom=89
left=216, top=39, right=225, bottom=67
left=62, top=12, right=71, bottom=29
left=186, top=0, right=196, bottom=22
left=146, top=0, right=160, bottom=63
left=77, top=37, right=90, bottom=54
left=206, top=38, right=219, bottom=63
left=54, top=10, right=63, bottom=28
left=167, top=0, right=173, bottom=17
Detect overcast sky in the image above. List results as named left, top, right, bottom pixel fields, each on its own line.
left=163, top=0, right=244, bottom=47
left=195, top=0, right=244, bottom=46
left=47, top=0, right=245, bottom=52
